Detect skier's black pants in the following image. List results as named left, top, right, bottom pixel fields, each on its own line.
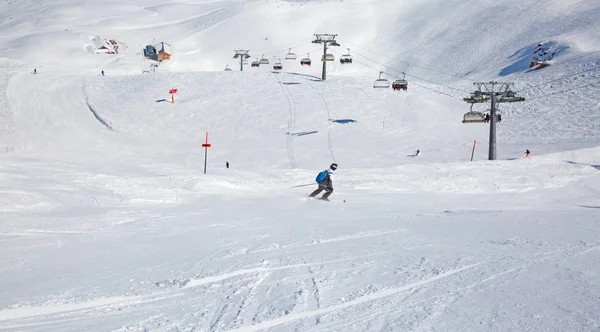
left=309, top=183, right=333, bottom=199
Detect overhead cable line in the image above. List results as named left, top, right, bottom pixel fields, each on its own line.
left=511, top=49, right=600, bottom=81
left=516, top=63, right=600, bottom=93
left=329, top=48, right=463, bottom=101
left=525, top=82, right=598, bottom=101
left=249, top=40, right=312, bottom=55
left=337, top=39, right=477, bottom=82
left=340, top=46, right=471, bottom=94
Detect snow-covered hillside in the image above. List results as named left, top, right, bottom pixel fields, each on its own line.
left=1, top=0, right=599, bottom=331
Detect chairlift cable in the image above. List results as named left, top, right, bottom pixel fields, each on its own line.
left=331, top=48, right=470, bottom=95
left=510, top=49, right=600, bottom=81
left=515, top=63, right=600, bottom=93
left=525, top=82, right=598, bottom=101
left=250, top=40, right=313, bottom=56
left=337, top=40, right=476, bottom=82
left=332, top=49, right=463, bottom=101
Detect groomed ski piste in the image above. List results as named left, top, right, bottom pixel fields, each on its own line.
left=1, top=0, right=600, bottom=331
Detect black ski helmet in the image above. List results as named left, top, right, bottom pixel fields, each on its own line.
left=330, top=163, right=338, bottom=170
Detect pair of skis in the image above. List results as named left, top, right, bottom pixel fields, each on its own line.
left=304, top=197, right=345, bottom=203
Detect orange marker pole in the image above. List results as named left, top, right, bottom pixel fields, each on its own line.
left=471, top=140, right=477, bottom=161
left=171, top=92, right=174, bottom=104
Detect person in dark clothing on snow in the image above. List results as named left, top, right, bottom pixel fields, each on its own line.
left=309, top=163, right=337, bottom=201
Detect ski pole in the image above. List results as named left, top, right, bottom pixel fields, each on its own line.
left=290, top=183, right=314, bottom=188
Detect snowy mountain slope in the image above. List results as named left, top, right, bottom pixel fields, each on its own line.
left=1, top=0, right=600, bottom=331
left=1, top=0, right=599, bottom=145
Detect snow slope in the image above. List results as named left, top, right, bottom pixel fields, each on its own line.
left=1, top=0, right=600, bottom=331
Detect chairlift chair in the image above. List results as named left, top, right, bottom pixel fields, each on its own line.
left=392, top=80, right=408, bottom=91
left=462, top=111, right=486, bottom=123
left=273, top=59, right=283, bottom=71
left=392, top=73, right=408, bottom=91
left=462, top=105, right=485, bottom=123
left=339, top=48, right=353, bottom=64
left=285, top=48, right=297, bottom=60
left=300, top=53, right=312, bottom=66
left=251, top=59, right=260, bottom=67
left=321, top=54, right=335, bottom=62
left=373, top=71, right=390, bottom=89
left=224, top=65, right=232, bottom=71
left=259, top=54, right=269, bottom=65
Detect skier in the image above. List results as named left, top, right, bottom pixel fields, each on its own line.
left=309, top=163, right=337, bottom=201
left=33, top=68, right=36, bottom=74
left=525, top=149, right=530, bottom=158
left=415, top=149, right=420, bottom=156
left=226, top=161, right=229, bottom=169
left=101, top=70, right=105, bottom=76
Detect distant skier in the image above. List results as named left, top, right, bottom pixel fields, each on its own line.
left=226, top=161, right=229, bottom=169
left=525, top=149, right=530, bottom=158
left=309, top=163, right=337, bottom=201
left=415, top=149, right=420, bottom=156
left=33, top=68, right=36, bottom=74
left=101, top=70, right=105, bottom=76
left=497, top=114, right=502, bottom=123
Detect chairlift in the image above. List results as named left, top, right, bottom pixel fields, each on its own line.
left=285, top=48, right=297, bottom=60
left=462, top=111, right=486, bottom=123
left=251, top=58, right=260, bottom=67
left=224, top=65, right=232, bottom=72
left=373, top=71, right=390, bottom=89
left=339, top=48, right=353, bottom=64
left=273, top=59, right=283, bottom=71
left=462, top=105, right=485, bottom=123
left=300, top=53, right=312, bottom=66
left=321, top=53, right=335, bottom=62
left=259, top=54, right=269, bottom=65
left=392, top=72, right=408, bottom=91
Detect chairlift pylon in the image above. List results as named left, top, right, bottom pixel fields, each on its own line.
left=285, top=48, right=297, bottom=60
left=373, top=71, right=390, bottom=89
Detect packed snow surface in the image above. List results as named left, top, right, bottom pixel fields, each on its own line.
left=1, top=0, right=599, bottom=331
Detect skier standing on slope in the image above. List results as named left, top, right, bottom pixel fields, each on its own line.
left=309, top=163, right=337, bottom=201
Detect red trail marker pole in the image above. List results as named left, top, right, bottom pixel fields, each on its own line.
left=471, top=140, right=477, bottom=161
left=169, top=88, right=178, bottom=103
left=202, top=132, right=211, bottom=174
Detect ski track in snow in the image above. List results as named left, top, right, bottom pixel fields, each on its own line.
left=249, top=229, right=409, bottom=253
left=307, top=79, right=336, bottom=163
left=275, top=73, right=298, bottom=169
left=223, top=263, right=480, bottom=332
left=0, top=256, right=370, bottom=323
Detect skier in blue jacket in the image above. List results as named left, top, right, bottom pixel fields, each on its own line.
left=309, top=163, right=337, bottom=201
